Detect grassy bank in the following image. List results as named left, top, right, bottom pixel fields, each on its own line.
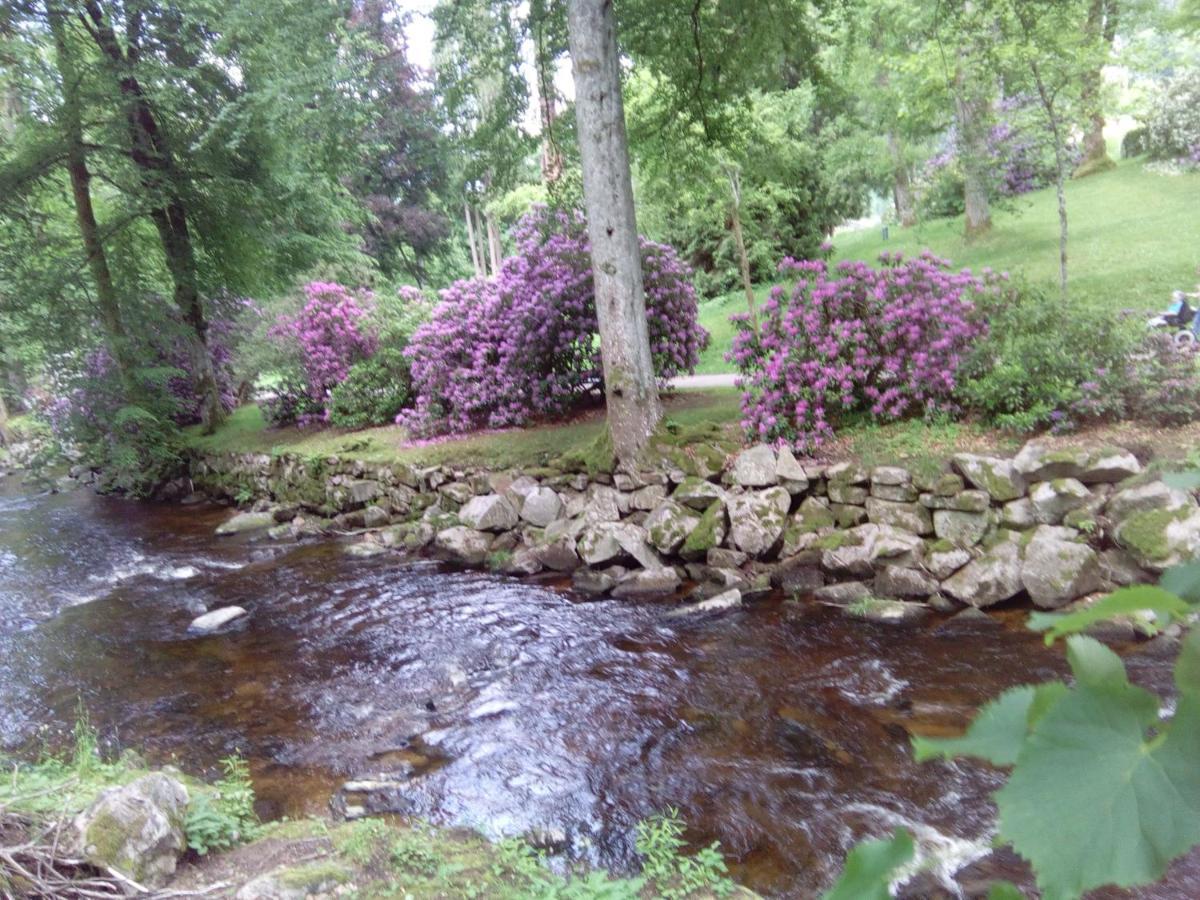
left=695, top=160, right=1200, bottom=373
left=185, top=388, right=744, bottom=471
left=1, top=727, right=747, bottom=900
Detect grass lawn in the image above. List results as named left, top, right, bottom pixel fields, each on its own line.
left=185, top=388, right=744, bottom=470
left=695, top=160, right=1200, bottom=374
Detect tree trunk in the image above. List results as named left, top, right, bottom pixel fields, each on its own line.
left=81, top=0, right=224, bottom=431
left=1031, top=61, right=1070, bottom=298
left=470, top=204, right=489, bottom=277
left=47, top=3, right=133, bottom=386
left=464, top=200, right=483, bottom=277
left=954, top=60, right=992, bottom=239
left=887, top=133, right=917, bottom=227
left=485, top=212, right=503, bottom=276
left=566, top=0, right=661, bottom=468
left=1076, top=0, right=1117, bottom=175
left=724, top=166, right=758, bottom=334
left=0, top=388, right=11, bottom=447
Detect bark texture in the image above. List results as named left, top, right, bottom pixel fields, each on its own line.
left=566, top=0, right=661, bottom=468
left=48, top=3, right=132, bottom=384
left=955, top=60, right=992, bottom=239
left=887, top=132, right=917, bottom=227
left=82, top=0, right=224, bottom=431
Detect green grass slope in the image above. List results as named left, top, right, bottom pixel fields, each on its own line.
left=695, top=160, right=1200, bottom=373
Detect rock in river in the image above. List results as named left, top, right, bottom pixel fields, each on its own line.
left=215, top=511, right=276, bottom=536
left=188, top=606, right=248, bottom=634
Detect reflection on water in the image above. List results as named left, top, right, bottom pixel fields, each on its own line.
left=0, top=480, right=1194, bottom=897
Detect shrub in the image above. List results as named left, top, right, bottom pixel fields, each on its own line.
left=729, top=253, right=994, bottom=451
left=327, top=346, right=411, bottom=429
left=401, top=207, right=709, bottom=435
left=1145, top=68, right=1200, bottom=164
left=1068, top=333, right=1200, bottom=430
left=268, top=282, right=377, bottom=422
left=185, top=755, right=260, bottom=855
left=1121, top=126, right=1151, bottom=159
left=954, top=281, right=1138, bottom=432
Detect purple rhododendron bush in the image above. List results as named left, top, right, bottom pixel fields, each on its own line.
left=401, top=208, right=709, bottom=435
left=263, top=282, right=379, bottom=425
left=730, top=252, right=1001, bottom=451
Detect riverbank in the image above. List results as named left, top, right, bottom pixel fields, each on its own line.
left=173, top=408, right=1200, bottom=633
left=0, top=739, right=747, bottom=899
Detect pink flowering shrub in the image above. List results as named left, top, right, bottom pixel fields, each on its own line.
left=401, top=208, right=709, bottom=435
left=729, top=252, right=998, bottom=451
left=265, top=282, right=378, bottom=424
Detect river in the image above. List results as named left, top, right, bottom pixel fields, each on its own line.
left=1, top=479, right=1195, bottom=897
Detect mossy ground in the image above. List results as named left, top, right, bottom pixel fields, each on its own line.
left=185, top=389, right=743, bottom=472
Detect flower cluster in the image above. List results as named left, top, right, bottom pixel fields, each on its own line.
left=729, top=253, right=997, bottom=451
left=268, top=282, right=378, bottom=422
left=401, top=207, right=709, bottom=435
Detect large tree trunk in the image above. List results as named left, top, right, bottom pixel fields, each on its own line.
left=464, top=200, right=484, bottom=277
left=0, top=388, right=11, bottom=447
left=47, top=3, right=133, bottom=386
left=566, top=0, right=661, bottom=468
left=887, top=132, right=917, bottom=227
left=955, top=59, right=992, bottom=239
left=1077, top=0, right=1118, bottom=175
left=82, top=0, right=224, bottom=431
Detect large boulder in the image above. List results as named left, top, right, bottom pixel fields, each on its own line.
left=1020, top=525, right=1102, bottom=609
left=933, top=510, right=991, bottom=547
left=727, top=487, right=791, bottom=557
left=775, top=447, right=810, bottom=493
left=942, top=542, right=1023, bottom=608
left=644, top=500, right=701, bottom=555
left=519, top=486, right=564, bottom=527
left=215, top=511, right=276, bottom=536
left=583, top=485, right=623, bottom=523
left=458, top=494, right=519, bottom=532
left=731, top=444, right=778, bottom=487
left=346, top=479, right=382, bottom=507
left=611, top=567, right=682, bottom=597
left=577, top=522, right=660, bottom=569
left=1105, top=481, right=1192, bottom=524
left=952, top=454, right=1026, bottom=502
left=680, top=501, right=728, bottom=560
left=1014, top=441, right=1141, bottom=485
left=865, top=498, right=932, bottom=535
left=1115, top=505, right=1200, bottom=572
left=72, top=773, right=189, bottom=887
left=1029, top=479, right=1092, bottom=525
left=874, top=565, right=938, bottom=599
left=672, top=477, right=725, bottom=510
left=434, top=526, right=493, bottom=565
left=926, top=544, right=971, bottom=580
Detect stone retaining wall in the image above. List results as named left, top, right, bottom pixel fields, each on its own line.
left=187, top=439, right=1200, bottom=621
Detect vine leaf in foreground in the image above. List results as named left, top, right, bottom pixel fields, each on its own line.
left=1027, top=585, right=1192, bottom=644
left=996, top=634, right=1200, bottom=900
left=820, top=828, right=914, bottom=900
left=911, top=682, right=1067, bottom=767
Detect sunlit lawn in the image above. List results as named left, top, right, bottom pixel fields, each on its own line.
left=695, top=160, right=1200, bottom=373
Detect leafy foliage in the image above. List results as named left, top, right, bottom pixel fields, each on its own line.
left=911, top=595, right=1200, bottom=900
left=634, top=809, right=734, bottom=900
left=1145, top=67, right=1200, bottom=165
left=820, top=828, right=914, bottom=900
left=185, top=756, right=260, bottom=856
left=402, top=208, right=708, bottom=435
left=954, top=278, right=1137, bottom=431
left=1027, top=585, right=1193, bottom=643
left=730, top=253, right=994, bottom=450
left=327, top=346, right=412, bottom=430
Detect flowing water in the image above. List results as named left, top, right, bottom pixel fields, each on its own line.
left=1, top=479, right=1196, bottom=898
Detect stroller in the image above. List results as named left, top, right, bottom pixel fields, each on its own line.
left=1148, top=291, right=1200, bottom=345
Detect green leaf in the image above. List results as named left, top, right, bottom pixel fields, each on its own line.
left=1027, top=587, right=1191, bottom=645
left=1160, top=561, right=1200, bottom=604
left=820, top=829, right=914, bottom=900
left=1064, top=635, right=1129, bottom=687
left=1176, top=628, right=1200, bottom=702
left=1162, top=470, right=1200, bottom=491
left=996, top=650, right=1200, bottom=900
left=913, top=685, right=1043, bottom=766
left=986, top=882, right=1026, bottom=900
